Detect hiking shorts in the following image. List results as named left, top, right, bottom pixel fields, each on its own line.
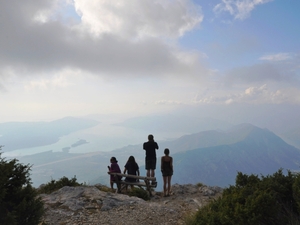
left=145, top=158, right=156, bottom=170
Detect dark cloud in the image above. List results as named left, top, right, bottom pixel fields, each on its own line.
left=0, top=0, right=206, bottom=80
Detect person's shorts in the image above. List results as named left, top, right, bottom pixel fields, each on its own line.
left=145, top=158, right=156, bottom=170
left=162, top=169, right=173, bottom=177
left=111, top=175, right=122, bottom=182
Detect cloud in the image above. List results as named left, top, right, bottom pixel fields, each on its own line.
left=259, top=53, right=293, bottom=62
left=23, top=69, right=78, bottom=91
left=74, top=0, right=203, bottom=39
left=155, top=100, right=183, bottom=105
left=239, top=85, right=300, bottom=104
left=222, top=56, right=300, bottom=86
left=0, top=0, right=205, bottom=85
left=214, top=0, right=273, bottom=20
left=223, top=63, right=284, bottom=84
left=194, top=84, right=300, bottom=104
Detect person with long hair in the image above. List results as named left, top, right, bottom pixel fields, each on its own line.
left=161, top=148, right=173, bottom=197
left=123, top=155, right=140, bottom=190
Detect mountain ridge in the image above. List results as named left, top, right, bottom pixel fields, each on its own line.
left=171, top=124, right=300, bottom=187
left=7, top=123, right=300, bottom=189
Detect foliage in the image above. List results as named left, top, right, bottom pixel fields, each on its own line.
left=38, top=176, right=82, bottom=194
left=95, top=185, right=112, bottom=193
left=186, top=169, right=300, bottom=225
left=0, top=149, right=44, bottom=225
left=196, top=182, right=204, bottom=187
left=127, top=187, right=150, bottom=201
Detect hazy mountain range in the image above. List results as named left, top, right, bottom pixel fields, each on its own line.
left=0, top=117, right=100, bottom=152
left=1, top=116, right=300, bottom=189
left=171, top=124, right=300, bottom=187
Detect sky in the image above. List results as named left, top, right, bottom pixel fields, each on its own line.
left=1, top=0, right=300, bottom=124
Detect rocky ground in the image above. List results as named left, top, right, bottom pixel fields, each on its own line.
left=39, top=183, right=223, bottom=225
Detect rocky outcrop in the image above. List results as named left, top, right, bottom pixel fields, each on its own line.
left=40, top=183, right=223, bottom=225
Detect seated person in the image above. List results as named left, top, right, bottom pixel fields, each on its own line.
left=123, top=156, right=140, bottom=190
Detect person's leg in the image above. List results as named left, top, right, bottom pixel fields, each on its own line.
left=116, top=182, right=121, bottom=193
left=146, top=158, right=150, bottom=177
left=110, top=181, right=114, bottom=190
left=163, top=176, right=167, bottom=196
left=167, top=176, right=172, bottom=195
left=150, top=169, right=155, bottom=177
left=150, top=158, right=156, bottom=178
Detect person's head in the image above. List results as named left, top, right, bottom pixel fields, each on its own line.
left=110, top=157, right=118, bottom=163
left=164, top=148, right=170, bottom=156
left=128, top=155, right=136, bottom=163
left=148, top=134, right=154, bottom=141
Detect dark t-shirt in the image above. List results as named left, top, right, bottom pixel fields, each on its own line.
left=143, top=141, right=159, bottom=159
left=124, top=161, right=139, bottom=182
left=125, top=161, right=139, bottom=176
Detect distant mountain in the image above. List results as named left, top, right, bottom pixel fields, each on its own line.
left=172, top=124, right=300, bottom=187
left=279, top=126, right=300, bottom=149
left=115, top=114, right=233, bottom=134
left=0, top=117, right=100, bottom=151
left=13, top=123, right=300, bottom=189
left=155, top=123, right=276, bottom=154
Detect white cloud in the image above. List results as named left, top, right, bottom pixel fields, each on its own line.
left=259, top=53, right=293, bottom=62
left=0, top=0, right=206, bottom=85
left=74, top=0, right=203, bottom=39
left=214, top=0, right=273, bottom=20
left=155, top=100, right=183, bottom=105
left=1, top=0, right=299, bottom=124
left=194, top=84, right=300, bottom=105
left=24, top=69, right=79, bottom=91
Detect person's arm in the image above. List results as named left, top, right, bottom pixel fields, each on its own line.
left=170, top=157, right=173, bottom=171
left=161, top=156, right=164, bottom=172
left=123, top=167, right=127, bottom=174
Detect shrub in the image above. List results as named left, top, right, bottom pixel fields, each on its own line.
left=38, top=176, right=81, bottom=194
left=186, top=169, right=300, bottom=225
left=127, top=187, right=150, bottom=201
left=95, top=185, right=112, bottom=193
left=0, top=150, right=44, bottom=225
left=196, top=182, right=204, bottom=187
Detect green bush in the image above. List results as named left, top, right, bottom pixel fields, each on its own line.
left=196, top=182, right=204, bottom=187
left=187, top=169, right=300, bottom=225
left=38, top=176, right=81, bottom=194
left=0, top=150, right=44, bottom=225
left=127, top=187, right=150, bottom=201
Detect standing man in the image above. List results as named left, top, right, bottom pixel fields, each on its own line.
left=143, top=134, right=159, bottom=179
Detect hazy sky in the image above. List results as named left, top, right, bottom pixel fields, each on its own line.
left=1, top=0, right=299, bottom=123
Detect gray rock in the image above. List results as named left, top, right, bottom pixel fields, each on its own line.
left=40, top=186, right=144, bottom=212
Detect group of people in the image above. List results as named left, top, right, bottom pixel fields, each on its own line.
left=108, top=134, right=173, bottom=197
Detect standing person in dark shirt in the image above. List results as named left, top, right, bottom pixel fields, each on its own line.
left=143, top=134, right=159, bottom=179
